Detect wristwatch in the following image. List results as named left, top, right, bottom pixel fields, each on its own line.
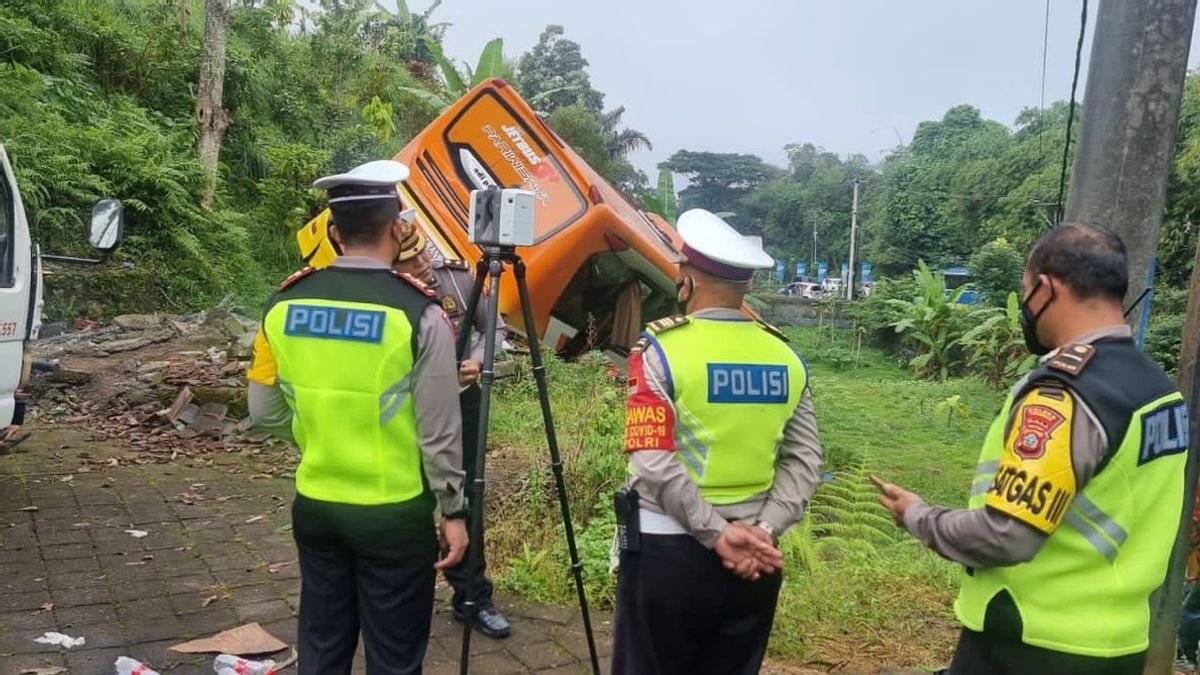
left=443, top=509, right=467, bottom=521
left=755, top=521, right=777, bottom=542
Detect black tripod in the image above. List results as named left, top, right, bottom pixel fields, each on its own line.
left=454, top=246, right=600, bottom=675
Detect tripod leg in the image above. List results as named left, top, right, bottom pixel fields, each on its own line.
left=456, top=258, right=490, bottom=362
left=513, top=257, right=602, bottom=675
left=459, top=255, right=505, bottom=675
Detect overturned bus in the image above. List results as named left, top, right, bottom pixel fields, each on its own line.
left=297, top=79, right=686, bottom=360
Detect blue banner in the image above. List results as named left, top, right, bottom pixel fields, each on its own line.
left=795, top=261, right=807, bottom=279
left=841, top=261, right=849, bottom=283
left=817, top=262, right=828, bottom=283
left=776, top=261, right=786, bottom=283
left=861, top=262, right=874, bottom=284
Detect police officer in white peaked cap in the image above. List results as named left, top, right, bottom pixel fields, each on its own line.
left=248, top=159, right=468, bottom=675
left=611, top=208, right=824, bottom=675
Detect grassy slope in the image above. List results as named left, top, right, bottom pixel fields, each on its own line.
left=770, top=327, right=1003, bottom=669
left=484, top=328, right=1005, bottom=670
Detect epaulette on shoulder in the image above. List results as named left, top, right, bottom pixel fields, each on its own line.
left=755, top=317, right=789, bottom=342
left=631, top=335, right=650, bottom=355
left=645, top=315, right=689, bottom=335
left=1046, top=343, right=1096, bottom=377
left=278, top=266, right=317, bottom=290
left=391, top=270, right=437, bottom=298
left=442, top=259, right=471, bottom=271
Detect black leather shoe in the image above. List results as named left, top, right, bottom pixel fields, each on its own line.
left=453, top=602, right=512, bottom=639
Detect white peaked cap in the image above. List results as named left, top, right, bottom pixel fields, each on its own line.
left=313, top=160, right=410, bottom=203
left=677, top=209, right=774, bottom=281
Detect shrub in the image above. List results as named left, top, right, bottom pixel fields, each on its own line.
left=886, top=261, right=971, bottom=380
left=968, top=237, right=1023, bottom=306
left=958, top=292, right=1037, bottom=389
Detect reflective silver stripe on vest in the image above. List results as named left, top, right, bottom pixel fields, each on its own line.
left=379, top=373, right=413, bottom=425
left=1071, top=493, right=1128, bottom=547
left=971, top=460, right=1000, bottom=497
left=675, top=441, right=705, bottom=477
left=676, top=418, right=711, bottom=461
left=970, top=477, right=993, bottom=497
left=1065, top=507, right=1119, bottom=562
left=976, top=460, right=1000, bottom=474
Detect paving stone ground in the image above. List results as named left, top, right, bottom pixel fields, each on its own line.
left=0, top=424, right=612, bottom=675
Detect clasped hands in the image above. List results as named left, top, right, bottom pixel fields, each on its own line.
left=715, top=521, right=783, bottom=582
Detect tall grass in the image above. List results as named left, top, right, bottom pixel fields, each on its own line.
left=482, top=330, right=1004, bottom=667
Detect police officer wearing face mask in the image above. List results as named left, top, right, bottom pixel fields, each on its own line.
left=876, top=222, right=1190, bottom=675
left=611, top=209, right=824, bottom=675
left=392, top=225, right=512, bottom=639
left=248, top=160, right=468, bottom=675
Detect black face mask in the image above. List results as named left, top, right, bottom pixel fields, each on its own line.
left=1019, top=278, right=1055, bottom=356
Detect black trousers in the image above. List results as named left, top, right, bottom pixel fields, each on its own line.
left=947, top=628, right=1146, bottom=675
left=293, top=493, right=437, bottom=675
left=611, top=533, right=782, bottom=675
left=443, top=384, right=495, bottom=610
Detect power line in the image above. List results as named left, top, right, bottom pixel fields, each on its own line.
left=1055, top=0, right=1089, bottom=224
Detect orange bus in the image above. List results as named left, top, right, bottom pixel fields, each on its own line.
left=297, top=78, right=685, bottom=359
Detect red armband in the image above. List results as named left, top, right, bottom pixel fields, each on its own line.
left=623, top=351, right=676, bottom=452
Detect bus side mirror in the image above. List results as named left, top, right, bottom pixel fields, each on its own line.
left=89, top=199, right=124, bottom=252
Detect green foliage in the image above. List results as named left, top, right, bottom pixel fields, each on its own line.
left=546, top=104, right=646, bottom=193
left=740, top=143, right=872, bottom=268
left=488, top=327, right=1001, bottom=664
left=514, top=24, right=604, bottom=115
left=0, top=0, right=472, bottom=314
left=807, top=345, right=856, bottom=371
left=887, top=262, right=969, bottom=380
left=932, top=394, right=971, bottom=428
left=958, top=292, right=1037, bottom=389
left=1144, top=286, right=1189, bottom=376
left=398, top=37, right=514, bottom=110
left=795, top=455, right=899, bottom=565
left=653, top=168, right=677, bottom=223
left=659, top=150, right=780, bottom=216
left=851, top=274, right=919, bottom=334
left=968, top=237, right=1023, bottom=306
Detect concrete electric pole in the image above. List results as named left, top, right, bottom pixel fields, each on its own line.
left=846, top=179, right=861, bottom=301
left=1062, top=0, right=1196, bottom=332
left=1056, top=1, right=1198, bottom=672
left=811, top=211, right=818, bottom=273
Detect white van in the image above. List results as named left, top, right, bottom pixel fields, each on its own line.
left=0, top=144, right=123, bottom=428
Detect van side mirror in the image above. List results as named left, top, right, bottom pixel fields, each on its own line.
left=89, top=199, right=123, bottom=251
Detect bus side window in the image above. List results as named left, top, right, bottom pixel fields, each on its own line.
left=0, top=176, right=13, bottom=288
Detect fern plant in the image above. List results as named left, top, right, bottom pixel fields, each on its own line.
left=785, top=455, right=900, bottom=572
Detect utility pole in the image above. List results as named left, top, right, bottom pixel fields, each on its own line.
left=811, top=211, right=818, bottom=273
left=1063, top=0, right=1196, bottom=334
left=1056, top=1, right=1197, bottom=672
left=846, top=179, right=861, bottom=301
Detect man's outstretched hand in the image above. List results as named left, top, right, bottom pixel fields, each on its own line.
left=715, top=521, right=783, bottom=581
left=873, top=475, right=920, bottom=525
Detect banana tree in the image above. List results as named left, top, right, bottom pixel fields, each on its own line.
left=958, top=291, right=1038, bottom=388
left=887, top=261, right=969, bottom=380
left=398, top=37, right=512, bottom=110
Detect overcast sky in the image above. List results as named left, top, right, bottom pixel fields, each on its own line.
left=394, top=1, right=1200, bottom=178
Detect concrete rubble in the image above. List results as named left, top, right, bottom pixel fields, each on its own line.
left=29, top=308, right=278, bottom=460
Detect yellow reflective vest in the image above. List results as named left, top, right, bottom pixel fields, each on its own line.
left=639, top=315, right=806, bottom=504
left=956, top=338, right=1188, bottom=657
left=254, top=266, right=435, bottom=506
